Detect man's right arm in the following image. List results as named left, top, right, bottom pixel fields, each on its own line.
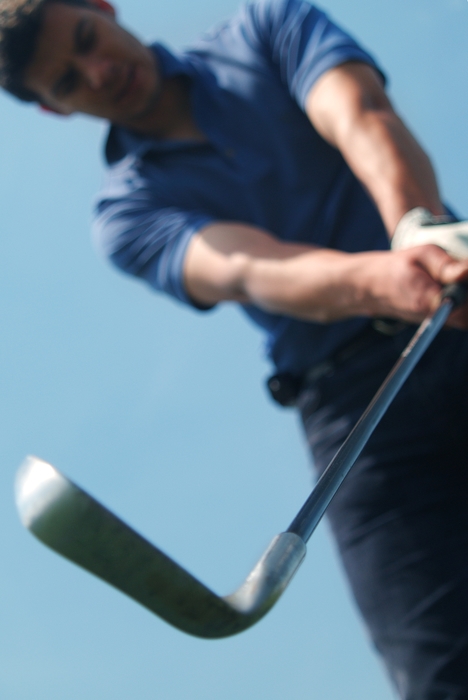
left=184, top=222, right=468, bottom=327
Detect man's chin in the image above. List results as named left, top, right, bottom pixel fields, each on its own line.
left=114, top=88, right=162, bottom=129
left=137, top=86, right=163, bottom=118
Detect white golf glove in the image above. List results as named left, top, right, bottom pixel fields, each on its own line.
left=392, top=207, right=468, bottom=260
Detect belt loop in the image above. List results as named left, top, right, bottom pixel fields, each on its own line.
left=266, top=373, right=301, bottom=407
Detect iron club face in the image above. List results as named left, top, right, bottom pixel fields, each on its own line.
left=15, top=456, right=306, bottom=639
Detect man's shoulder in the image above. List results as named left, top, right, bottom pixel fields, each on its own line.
left=186, top=0, right=323, bottom=56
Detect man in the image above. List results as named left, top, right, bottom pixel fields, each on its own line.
left=2, top=0, right=468, bottom=696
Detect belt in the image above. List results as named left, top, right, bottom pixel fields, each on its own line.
left=267, top=318, right=408, bottom=407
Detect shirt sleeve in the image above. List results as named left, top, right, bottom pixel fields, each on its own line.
left=92, top=186, right=215, bottom=309
left=241, top=0, right=384, bottom=109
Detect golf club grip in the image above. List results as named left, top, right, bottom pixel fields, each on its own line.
left=287, top=283, right=465, bottom=543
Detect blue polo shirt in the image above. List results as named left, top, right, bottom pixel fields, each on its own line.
left=93, top=0, right=389, bottom=374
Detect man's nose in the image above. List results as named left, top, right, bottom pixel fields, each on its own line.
left=80, top=56, right=117, bottom=91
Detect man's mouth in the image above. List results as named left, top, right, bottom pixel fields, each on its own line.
left=114, top=65, right=138, bottom=105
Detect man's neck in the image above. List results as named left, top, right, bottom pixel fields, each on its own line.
left=121, top=75, right=206, bottom=142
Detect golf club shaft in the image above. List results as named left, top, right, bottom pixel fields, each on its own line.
left=288, top=284, right=466, bottom=544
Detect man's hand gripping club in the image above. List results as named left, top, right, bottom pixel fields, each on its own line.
left=389, top=208, right=468, bottom=327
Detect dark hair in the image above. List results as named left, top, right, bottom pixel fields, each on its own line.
left=0, top=0, right=91, bottom=102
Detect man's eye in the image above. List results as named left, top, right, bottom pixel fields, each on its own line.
left=77, top=29, right=96, bottom=54
left=76, top=22, right=97, bottom=54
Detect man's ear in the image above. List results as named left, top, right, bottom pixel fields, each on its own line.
left=88, top=0, right=116, bottom=18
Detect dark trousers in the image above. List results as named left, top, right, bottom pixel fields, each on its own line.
left=298, top=327, right=468, bottom=700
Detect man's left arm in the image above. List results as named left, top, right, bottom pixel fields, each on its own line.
left=305, top=61, right=445, bottom=236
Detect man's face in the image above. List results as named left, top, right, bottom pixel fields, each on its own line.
left=23, top=0, right=161, bottom=125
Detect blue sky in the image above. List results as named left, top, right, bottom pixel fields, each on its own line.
left=1, top=1, right=468, bottom=698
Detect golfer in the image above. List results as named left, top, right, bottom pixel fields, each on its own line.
left=2, top=0, right=468, bottom=696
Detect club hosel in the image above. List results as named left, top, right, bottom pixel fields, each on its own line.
left=224, top=532, right=306, bottom=616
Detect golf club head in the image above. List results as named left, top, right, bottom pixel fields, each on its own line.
left=15, top=456, right=306, bottom=638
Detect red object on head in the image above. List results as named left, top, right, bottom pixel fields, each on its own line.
left=39, top=104, right=68, bottom=116
left=94, top=0, right=115, bottom=12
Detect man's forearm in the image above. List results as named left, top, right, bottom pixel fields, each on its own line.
left=336, top=108, right=444, bottom=234
left=306, top=63, right=444, bottom=234
left=185, top=224, right=370, bottom=321
left=238, top=246, right=375, bottom=322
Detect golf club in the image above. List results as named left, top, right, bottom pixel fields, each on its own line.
left=15, top=283, right=466, bottom=639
